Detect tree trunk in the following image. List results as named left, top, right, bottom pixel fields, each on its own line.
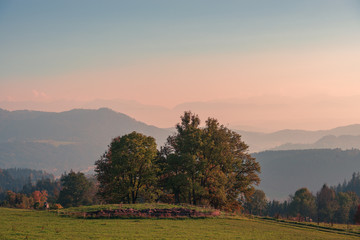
left=192, top=178, right=196, bottom=205
left=175, top=191, right=180, bottom=204
left=132, top=191, right=136, bottom=204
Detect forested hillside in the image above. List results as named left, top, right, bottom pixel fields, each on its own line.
left=0, top=168, right=53, bottom=193
left=254, top=149, right=360, bottom=199
left=0, top=108, right=171, bottom=175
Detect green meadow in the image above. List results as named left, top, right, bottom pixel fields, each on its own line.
left=1, top=206, right=360, bottom=240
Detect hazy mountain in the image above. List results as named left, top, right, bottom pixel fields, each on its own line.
left=0, top=108, right=170, bottom=144
left=0, top=108, right=172, bottom=175
left=3, top=94, right=360, bottom=131
left=253, top=149, right=360, bottom=200
left=273, top=135, right=360, bottom=150
left=236, top=124, right=360, bottom=152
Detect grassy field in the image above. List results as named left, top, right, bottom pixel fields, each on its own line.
left=1, top=206, right=360, bottom=240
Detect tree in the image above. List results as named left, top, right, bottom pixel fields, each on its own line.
left=160, top=112, right=203, bottom=205
left=317, top=184, right=339, bottom=225
left=201, top=117, right=260, bottom=210
left=95, top=131, right=158, bottom=204
left=335, top=192, right=352, bottom=223
left=347, top=192, right=360, bottom=224
left=354, top=204, right=360, bottom=224
left=32, top=190, right=48, bottom=208
left=58, top=171, right=94, bottom=207
left=267, top=200, right=290, bottom=219
left=245, top=189, right=267, bottom=215
left=160, top=111, right=260, bottom=210
left=289, top=188, right=316, bottom=220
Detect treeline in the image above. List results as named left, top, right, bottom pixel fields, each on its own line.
left=0, top=168, right=54, bottom=198
left=245, top=173, right=360, bottom=224
left=335, top=172, right=360, bottom=196
left=1, top=171, right=98, bottom=209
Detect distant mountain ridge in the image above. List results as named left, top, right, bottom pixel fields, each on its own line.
left=0, top=108, right=172, bottom=175
left=0, top=108, right=170, bottom=145
left=273, top=135, right=360, bottom=150
left=235, top=124, right=360, bottom=152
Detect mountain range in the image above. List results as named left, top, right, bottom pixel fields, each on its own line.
left=1, top=107, right=360, bottom=199
left=0, top=108, right=171, bottom=175
left=3, top=94, right=360, bottom=131
left=236, top=125, right=360, bottom=152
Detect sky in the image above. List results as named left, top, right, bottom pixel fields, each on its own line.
left=0, top=0, right=360, bottom=131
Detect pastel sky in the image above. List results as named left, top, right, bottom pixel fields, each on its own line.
left=1, top=0, right=360, bottom=130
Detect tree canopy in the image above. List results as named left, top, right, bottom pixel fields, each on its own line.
left=160, top=111, right=260, bottom=210
left=245, top=189, right=268, bottom=215
left=95, top=131, right=158, bottom=204
left=289, top=188, right=316, bottom=219
left=58, top=171, right=94, bottom=207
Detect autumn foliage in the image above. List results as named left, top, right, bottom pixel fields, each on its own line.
left=5, top=190, right=48, bottom=209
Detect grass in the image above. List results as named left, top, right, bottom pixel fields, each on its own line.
left=307, top=221, right=360, bottom=232
left=0, top=205, right=359, bottom=240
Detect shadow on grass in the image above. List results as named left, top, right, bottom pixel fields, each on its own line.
left=256, top=217, right=360, bottom=238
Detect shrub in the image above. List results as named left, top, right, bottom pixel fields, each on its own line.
left=52, top=203, right=63, bottom=210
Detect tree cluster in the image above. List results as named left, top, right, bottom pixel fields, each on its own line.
left=245, top=184, right=360, bottom=224
left=0, top=168, right=54, bottom=200
left=21, top=178, right=61, bottom=203
left=335, top=172, right=360, bottom=196
left=3, top=190, right=48, bottom=209
left=95, top=112, right=261, bottom=210
left=0, top=170, right=98, bottom=209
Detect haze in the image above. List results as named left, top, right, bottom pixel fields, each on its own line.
left=1, top=0, right=359, bottom=131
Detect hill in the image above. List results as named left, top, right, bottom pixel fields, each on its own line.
left=0, top=108, right=172, bottom=175
left=253, top=149, right=360, bottom=200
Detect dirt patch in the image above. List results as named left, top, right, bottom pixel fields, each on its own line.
left=68, top=208, right=220, bottom=219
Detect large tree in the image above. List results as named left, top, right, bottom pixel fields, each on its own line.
left=160, top=111, right=260, bottom=210
left=335, top=192, right=352, bottom=223
left=95, top=131, right=158, bottom=204
left=160, top=112, right=203, bottom=205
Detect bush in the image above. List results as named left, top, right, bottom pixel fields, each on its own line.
left=52, top=203, right=63, bottom=210
left=158, top=193, right=175, bottom=204
left=33, top=202, right=40, bottom=209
